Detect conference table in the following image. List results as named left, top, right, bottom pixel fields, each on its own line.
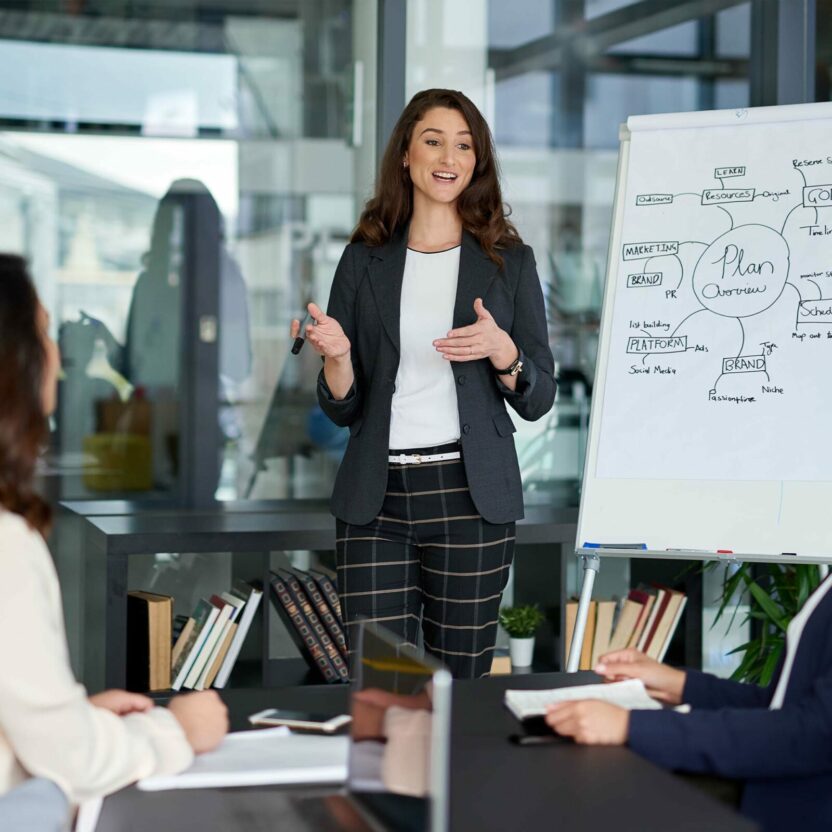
left=95, top=671, right=757, bottom=832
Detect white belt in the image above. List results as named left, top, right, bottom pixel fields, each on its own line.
left=388, top=451, right=461, bottom=465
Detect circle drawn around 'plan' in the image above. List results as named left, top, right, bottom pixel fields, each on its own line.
left=693, top=224, right=790, bottom=318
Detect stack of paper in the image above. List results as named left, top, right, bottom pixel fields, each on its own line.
left=138, top=727, right=348, bottom=791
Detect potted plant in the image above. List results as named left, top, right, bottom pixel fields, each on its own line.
left=499, top=604, right=545, bottom=667
left=713, top=563, right=823, bottom=684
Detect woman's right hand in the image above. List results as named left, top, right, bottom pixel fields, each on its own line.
left=291, top=302, right=350, bottom=360
left=595, top=648, right=686, bottom=705
left=168, top=690, right=229, bottom=754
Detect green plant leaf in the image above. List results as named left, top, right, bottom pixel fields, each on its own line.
left=759, top=643, right=784, bottom=686
left=711, top=564, right=818, bottom=684
left=499, top=604, right=545, bottom=638
left=745, top=581, right=789, bottom=632
left=712, top=564, right=750, bottom=633
left=730, top=648, right=759, bottom=682
left=810, top=566, right=822, bottom=593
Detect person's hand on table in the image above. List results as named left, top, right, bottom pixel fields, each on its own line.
left=595, top=648, right=686, bottom=705
left=544, top=700, right=629, bottom=745
left=354, top=688, right=431, bottom=712
left=351, top=691, right=388, bottom=742
left=351, top=687, right=433, bottom=741
left=168, top=691, right=229, bottom=754
left=89, top=689, right=154, bottom=716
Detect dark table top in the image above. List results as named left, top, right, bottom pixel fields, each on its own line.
left=96, top=673, right=756, bottom=832
left=67, top=501, right=579, bottom=555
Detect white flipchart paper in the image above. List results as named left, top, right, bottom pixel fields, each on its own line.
left=597, top=113, right=832, bottom=482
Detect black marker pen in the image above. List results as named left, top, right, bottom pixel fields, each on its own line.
left=291, top=311, right=310, bottom=355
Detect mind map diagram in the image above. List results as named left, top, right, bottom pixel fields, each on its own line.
left=618, top=159, right=832, bottom=403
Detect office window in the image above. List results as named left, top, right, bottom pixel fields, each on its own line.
left=407, top=0, right=751, bottom=508
left=816, top=0, right=832, bottom=102
left=0, top=1, right=377, bottom=505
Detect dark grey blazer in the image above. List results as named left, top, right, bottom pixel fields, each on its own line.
left=317, top=228, right=556, bottom=526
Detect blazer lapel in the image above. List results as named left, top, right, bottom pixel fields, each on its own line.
left=453, top=231, right=500, bottom=330
left=367, top=227, right=408, bottom=353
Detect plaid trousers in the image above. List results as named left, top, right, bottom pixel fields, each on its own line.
left=335, top=442, right=516, bottom=679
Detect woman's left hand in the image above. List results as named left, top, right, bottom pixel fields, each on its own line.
left=89, top=689, right=154, bottom=716
left=433, top=298, right=518, bottom=368
left=544, top=700, right=630, bottom=745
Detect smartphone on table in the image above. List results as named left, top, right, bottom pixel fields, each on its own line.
left=248, top=708, right=352, bottom=734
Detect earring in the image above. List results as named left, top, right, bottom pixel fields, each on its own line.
left=403, top=160, right=409, bottom=168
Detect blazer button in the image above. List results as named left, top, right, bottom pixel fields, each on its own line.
left=457, top=375, right=466, bottom=385
left=462, top=424, right=471, bottom=434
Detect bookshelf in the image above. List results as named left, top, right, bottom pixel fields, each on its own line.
left=61, top=501, right=579, bottom=693
left=65, top=500, right=338, bottom=693
left=553, top=554, right=704, bottom=672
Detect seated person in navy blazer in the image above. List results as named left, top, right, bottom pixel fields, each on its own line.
left=545, top=575, right=832, bottom=832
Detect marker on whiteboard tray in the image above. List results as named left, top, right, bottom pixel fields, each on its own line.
left=666, top=548, right=715, bottom=554
left=582, top=542, right=647, bottom=550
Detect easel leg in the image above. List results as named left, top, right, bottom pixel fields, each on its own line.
left=566, top=553, right=600, bottom=673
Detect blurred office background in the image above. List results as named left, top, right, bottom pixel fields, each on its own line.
left=0, top=0, right=822, bottom=674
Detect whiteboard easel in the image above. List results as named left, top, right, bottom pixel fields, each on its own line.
left=569, top=104, right=832, bottom=671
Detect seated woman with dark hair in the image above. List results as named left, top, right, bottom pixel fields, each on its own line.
left=0, top=255, right=228, bottom=804
left=545, top=575, right=832, bottom=832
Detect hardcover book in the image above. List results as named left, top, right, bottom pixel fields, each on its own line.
left=608, top=597, right=644, bottom=653
left=640, top=588, right=671, bottom=654
left=647, top=588, right=686, bottom=660
left=172, top=599, right=219, bottom=691
left=198, top=622, right=238, bottom=690
left=310, top=567, right=343, bottom=621
left=657, top=595, right=688, bottom=662
left=579, top=600, right=597, bottom=670
left=183, top=601, right=233, bottom=689
left=277, top=570, right=349, bottom=683
left=627, top=590, right=656, bottom=649
left=171, top=616, right=196, bottom=673
left=126, top=591, right=172, bottom=692
left=591, top=600, right=617, bottom=667
left=192, top=600, right=236, bottom=690
left=292, top=569, right=348, bottom=661
left=214, top=581, right=263, bottom=689
left=269, top=572, right=340, bottom=684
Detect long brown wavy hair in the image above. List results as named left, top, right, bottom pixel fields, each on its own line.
left=352, top=88, right=522, bottom=267
left=0, top=255, right=51, bottom=535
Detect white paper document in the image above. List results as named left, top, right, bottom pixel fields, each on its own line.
left=504, top=679, right=662, bottom=720
left=137, top=727, right=348, bottom=791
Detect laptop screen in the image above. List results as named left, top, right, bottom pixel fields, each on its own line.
left=347, top=623, right=452, bottom=832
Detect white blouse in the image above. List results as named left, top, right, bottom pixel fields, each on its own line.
left=0, top=510, right=193, bottom=804
left=388, top=246, right=461, bottom=449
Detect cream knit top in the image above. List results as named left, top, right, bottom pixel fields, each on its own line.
left=0, top=510, right=193, bottom=803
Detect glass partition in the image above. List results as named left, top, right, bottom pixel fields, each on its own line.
left=0, top=0, right=377, bottom=505
left=406, top=0, right=751, bottom=507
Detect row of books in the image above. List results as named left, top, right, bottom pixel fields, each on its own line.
left=268, top=567, right=350, bottom=684
left=126, top=580, right=263, bottom=692
left=564, top=585, right=688, bottom=670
